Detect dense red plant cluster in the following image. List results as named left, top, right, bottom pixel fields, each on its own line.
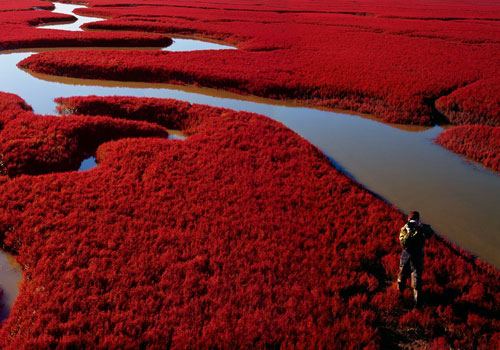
left=0, top=92, right=33, bottom=129
left=435, top=125, right=500, bottom=174
left=0, top=10, right=71, bottom=27
left=11, top=0, right=499, bottom=126
left=78, top=0, right=500, bottom=20
left=0, top=1, right=52, bottom=12
left=431, top=71, right=499, bottom=173
left=55, top=95, right=200, bottom=130
left=433, top=77, right=500, bottom=172
left=0, top=27, right=172, bottom=51
left=0, top=94, right=168, bottom=177
left=435, top=79, right=500, bottom=126
left=0, top=95, right=497, bottom=349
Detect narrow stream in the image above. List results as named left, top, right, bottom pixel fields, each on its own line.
left=1, top=0, right=499, bottom=322
left=40, top=2, right=236, bottom=51
left=38, top=2, right=106, bottom=31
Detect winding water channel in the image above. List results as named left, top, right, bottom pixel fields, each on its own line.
left=1, top=1, right=499, bottom=322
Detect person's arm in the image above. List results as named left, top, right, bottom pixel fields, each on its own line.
left=399, top=226, right=409, bottom=248
left=422, top=224, right=434, bottom=239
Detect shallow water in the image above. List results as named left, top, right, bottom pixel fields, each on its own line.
left=78, top=156, right=97, bottom=171
left=167, top=129, right=188, bottom=140
left=0, top=0, right=499, bottom=322
left=0, top=249, right=23, bottom=323
left=38, top=3, right=106, bottom=32
left=39, top=2, right=236, bottom=51
left=163, top=38, right=236, bottom=52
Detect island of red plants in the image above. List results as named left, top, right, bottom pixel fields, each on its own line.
left=0, top=93, right=498, bottom=349
left=435, top=125, right=500, bottom=174
left=433, top=77, right=500, bottom=173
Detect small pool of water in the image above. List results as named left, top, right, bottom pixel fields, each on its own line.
left=163, top=38, right=236, bottom=52
left=0, top=249, right=23, bottom=323
left=167, top=129, right=187, bottom=140
left=78, top=156, right=97, bottom=171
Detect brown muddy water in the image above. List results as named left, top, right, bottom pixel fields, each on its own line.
left=0, top=0, right=499, bottom=322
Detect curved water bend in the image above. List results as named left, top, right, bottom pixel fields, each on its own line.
left=39, top=2, right=106, bottom=31
left=41, top=2, right=236, bottom=51
left=0, top=250, right=23, bottom=323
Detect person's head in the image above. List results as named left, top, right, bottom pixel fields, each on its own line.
left=408, top=211, right=420, bottom=222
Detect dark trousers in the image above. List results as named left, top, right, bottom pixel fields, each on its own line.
left=398, top=248, right=424, bottom=292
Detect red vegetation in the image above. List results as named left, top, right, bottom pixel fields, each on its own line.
left=0, top=26, right=172, bottom=51
left=0, top=10, right=71, bottom=27
left=0, top=95, right=497, bottom=349
left=435, top=125, right=500, bottom=174
left=436, top=79, right=500, bottom=126
left=0, top=92, right=33, bottom=129
left=0, top=114, right=168, bottom=177
left=0, top=94, right=168, bottom=177
left=57, top=95, right=185, bottom=128
left=0, top=1, right=52, bottom=12
left=55, top=95, right=213, bottom=131
left=12, top=0, right=499, bottom=125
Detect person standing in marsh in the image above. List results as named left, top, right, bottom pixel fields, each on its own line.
left=398, top=211, right=434, bottom=309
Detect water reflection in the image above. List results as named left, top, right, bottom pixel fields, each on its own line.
left=168, top=129, right=187, bottom=140
left=163, top=38, right=236, bottom=52
left=0, top=249, right=23, bottom=323
left=78, top=156, right=97, bottom=171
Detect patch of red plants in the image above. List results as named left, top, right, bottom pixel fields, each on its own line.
left=11, top=0, right=499, bottom=126
left=0, top=94, right=168, bottom=177
left=435, top=125, right=500, bottom=174
left=0, top=10, right=71, bottom=27
left=0, top=94, right=497, bottom=349
left=435, top=78, right=500, bottom=126
left=0, top=1, right=52, bottom=12
left=0, top=92, right=33, bottom=129
left=432, top=76, right=500, bottom=172
left=0, top=4, right=172, bottom=50
left=78, top=0, right=500, bottom=20
left=0, top=113, right=168, bottom=177
left=0, top=27, right=173, bottom=51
